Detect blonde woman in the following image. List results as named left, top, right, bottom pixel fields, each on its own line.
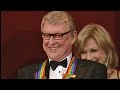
left=75, top=23, right=120, bottom=79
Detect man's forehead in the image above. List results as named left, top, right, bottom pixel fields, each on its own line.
left=44, top=21, right=67, bottom=26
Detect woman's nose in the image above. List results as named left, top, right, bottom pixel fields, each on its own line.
left=86, top=53, right=92, bottom=60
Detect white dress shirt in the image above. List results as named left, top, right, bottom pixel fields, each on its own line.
left=49, top=52, right=72, bottom=79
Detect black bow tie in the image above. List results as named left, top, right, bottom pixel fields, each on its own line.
left=49, top=58, right=67, bottom=71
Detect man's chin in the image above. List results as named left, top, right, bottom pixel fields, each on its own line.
left=48, top=54, right=59, bottom=61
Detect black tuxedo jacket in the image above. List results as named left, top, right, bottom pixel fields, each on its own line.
left=17, top=58, right=107, bottom=79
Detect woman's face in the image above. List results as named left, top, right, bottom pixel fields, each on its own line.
left=81, top=38, right=107, bottom=64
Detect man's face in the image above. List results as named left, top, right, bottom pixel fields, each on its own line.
left=42, top=21, right=76, bottom=61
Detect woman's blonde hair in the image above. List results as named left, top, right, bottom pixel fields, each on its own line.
left=41, top=11, right=76, bottom=32
left=75, top=23, right=118, bottom=69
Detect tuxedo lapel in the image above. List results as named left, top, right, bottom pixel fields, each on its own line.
left=75, top=58, right=86, bottom=79
left=45, top=60, right=50, bottom=79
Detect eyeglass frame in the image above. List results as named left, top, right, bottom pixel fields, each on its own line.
left=41, top=30, right=74, bottom=40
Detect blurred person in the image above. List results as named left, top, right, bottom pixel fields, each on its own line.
left=75, top=23, right=120, bottom=79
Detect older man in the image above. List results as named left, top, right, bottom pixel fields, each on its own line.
left=17, top=11, right=107, bottom=79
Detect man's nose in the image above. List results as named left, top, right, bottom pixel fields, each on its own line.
left=48, top=36, right=56, bottom=45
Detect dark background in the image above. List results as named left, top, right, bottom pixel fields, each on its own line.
left=1, top=11, right=120, bottom=79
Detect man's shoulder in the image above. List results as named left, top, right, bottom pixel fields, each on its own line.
left=18, top=60, right=47, bottom=72
left=75, top=58, right=107, bottom=79
left=76, top=58, right=106, bottom=68
left=19, top=63, right=40, bottom=72
left=17, top=60, right=46, bottom=79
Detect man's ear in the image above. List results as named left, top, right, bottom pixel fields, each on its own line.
left=71, top=30, right=77, bottom=45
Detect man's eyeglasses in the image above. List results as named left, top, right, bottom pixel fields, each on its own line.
left=42, top=30, right=73, bottom=40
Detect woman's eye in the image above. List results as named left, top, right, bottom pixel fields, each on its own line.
left=81, top=51, right=85, bottom=54
left=91, top=49, right=97, bottom=52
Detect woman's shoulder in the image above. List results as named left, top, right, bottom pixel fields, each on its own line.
left=107, top=69, right=120, bottom=79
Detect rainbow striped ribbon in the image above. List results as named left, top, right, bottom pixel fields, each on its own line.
left=35, top=60, right=47, bottom=79
left=62, top=56, right=77, bottom=79
left=35, top=56, right=77, bottom=79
